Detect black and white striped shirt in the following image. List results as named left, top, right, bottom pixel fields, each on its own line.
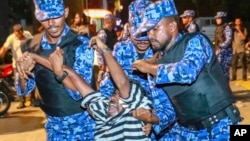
left=82, top=82, right=152, bottom=141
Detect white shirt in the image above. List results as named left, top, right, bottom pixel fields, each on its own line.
left=3, top=30, right=33, bottom=68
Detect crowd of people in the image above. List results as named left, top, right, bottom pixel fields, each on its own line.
left=0, top=0, right=248, bottom=140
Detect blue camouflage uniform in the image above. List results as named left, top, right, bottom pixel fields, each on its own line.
left=154, top=33, right=235, bottom=141
left=214, top=11, right=233, bottom=82
left=100, top=0, right=176, bottom=140
left=15, top=0, right=95, bottom=140
left=134, top=0, right=241, bottom=140
left=16, top=25, right=95, bottom=141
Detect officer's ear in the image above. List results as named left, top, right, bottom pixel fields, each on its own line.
left=169, top=21, right=177, bottom=33
left=64, top=7, right=69, bottom=19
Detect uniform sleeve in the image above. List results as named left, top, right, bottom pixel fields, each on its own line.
left=65, top=37, right=95, bottom=101
left=99, top=72, right=115, bottom=98
left=151, top=87, right=176, bottom=134
left=219, top=26, right=233, bottom=48
left=155, top=34, right=214, bottom=84
left=15, top=74, right=36, bottom=96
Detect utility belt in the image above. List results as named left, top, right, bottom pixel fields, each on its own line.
left=181, top=104, right=242, bottom=130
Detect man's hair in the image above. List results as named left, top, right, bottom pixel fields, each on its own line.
left=163, top=16, right=180, bottom=27
left=13, top=24, right=23, bottom=32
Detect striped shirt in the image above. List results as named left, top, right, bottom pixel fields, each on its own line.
left=82, top=82, right=152, bottom=141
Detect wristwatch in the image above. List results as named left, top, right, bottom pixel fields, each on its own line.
left=102, top=47, right=111, bottom=53
left=55, top=71, right=68, bottom=83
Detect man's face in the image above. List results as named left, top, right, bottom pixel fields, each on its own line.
left=215, top=18, right=222, bottom=25
left=40, top=8, right=68, bottom=40
left=128, top=23, right=150, bottom=53
left=14, top=30, right=24, bottom=40
left=130, top=36, right=150, bottom=54
left=74, top=13, right=82, bottom=25
left=104, top=18, right=116, bottom=30
left=148, top=18, right=172, bottom=51
left=108, top=90, right=123, bottom=117
left=235, top=18, right=242, bottom=26
left=181, top=16, right=189, bottom=25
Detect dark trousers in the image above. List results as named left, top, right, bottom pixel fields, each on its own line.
left=231, top=52, right=247, bottom=80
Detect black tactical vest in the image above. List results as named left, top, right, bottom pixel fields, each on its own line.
left=157, top=33, right=235, bottom=125
left=104, top=29, right=117, bottom=51
left=22, top=31, right=87, bottom=116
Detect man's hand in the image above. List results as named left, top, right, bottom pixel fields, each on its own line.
left=132, top=108, right=153, bottom=123
left=147, top=51, right=161, bottom=64
left=132, top=59, right=150, bottom=74
left=142, top=123, right=152, bottom=136
left=235, top=25, right=241, bottom=32
left=97, top=70, right=104, bottom=82
left=49, top=47, right=64, bottom=76
left=89, top=36, right=108, bottom=53
left=16, top=52, right=35, bottom=79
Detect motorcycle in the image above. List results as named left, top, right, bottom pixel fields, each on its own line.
left=0, top=63, right=16, bottom=117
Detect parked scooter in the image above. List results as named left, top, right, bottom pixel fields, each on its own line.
left=0, top=63, right=16, bottom=117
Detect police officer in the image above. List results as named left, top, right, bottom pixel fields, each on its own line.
left=15, top=0, right=95, bottom=140
left=95, top=14, right=118, bottom=86
left=132, top=0, right=242, bottom=140
left=214, top=11, right=233, bottom=82
left=180, top=10, right=200, bottom=33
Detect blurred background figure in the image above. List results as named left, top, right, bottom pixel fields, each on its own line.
left=118, top=22, right=130, bottom=41
left=214, top=11, right=233, bottom=82
left=180, top=10, right=199, bottom=33
left=231, top=17, right=248, bottom=81
left=0, top=24, right=33, bottom=109
left=95, top=14, right=118, bottom=88
left=245, top=37, right=250, bottom=78
left=70, top=12, right=90, bottom=37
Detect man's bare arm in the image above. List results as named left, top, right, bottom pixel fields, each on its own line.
left=90, top=36, right=130, bottom=98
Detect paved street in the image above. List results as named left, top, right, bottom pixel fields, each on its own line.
left=0, top=69, right=250, bottom=141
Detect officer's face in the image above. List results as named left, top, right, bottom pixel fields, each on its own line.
left=215, top=18, right=222, bottom=25
left=128, top=23, right=150, bottom=53
left=40, top=7, right=69, bottom=42
left=130, top=35, right=150, bottom=54
left=181, top=16, right=189, bottom=25
left=148, top=18, right=173, bottom=51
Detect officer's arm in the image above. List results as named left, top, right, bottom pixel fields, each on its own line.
left=28, top=51, right=94, bottom=97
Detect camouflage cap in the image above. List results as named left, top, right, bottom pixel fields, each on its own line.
left=33, top=0, right=64, bottom=21
left=180, top=10, right=195, bottom=17
left=214, top=11, right=227, bottom=19
left=128, top=0, right=152, bottom=41
left=133, top=0, right=178, bottom=37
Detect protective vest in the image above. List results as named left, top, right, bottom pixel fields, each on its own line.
left=157, top=33, right=235, bottom=125
left=214, top=24, right=226, bottom=51
left=23, top=31, right=86, bottom=116
left=104, top=29, right=117, bottom=51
